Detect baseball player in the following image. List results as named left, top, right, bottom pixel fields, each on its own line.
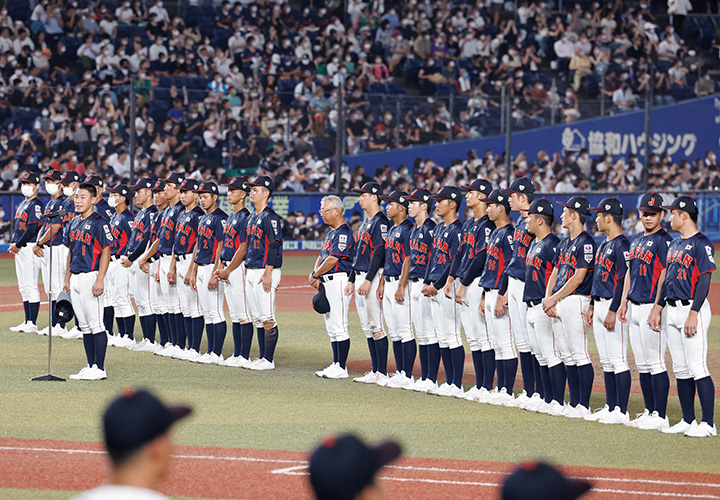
left=215, top=177, right=253, bottom=368
left=478, top=190, right=516, bottom=405
left=502, top=178, right=540, bottom=409
left=448, top=178, right=495, bottom=402
left=584, top=198, right=631, bottom=424
left=33, top=169, right=68, bottom=337
left=422, top=186, right=464, bottom=397
left=405, top=189, right=439, bottom=392
left=523, top=199, right=563, bottom=415
left=64, top=182, right=113, bottom=380
left=377, top=190, right=415, bottom=388
left=58, top=170, right=82, bottom=339
left=310, top=195, right=355, bottom=379
left=106, top=184, right=135, bottom=347
left=617, top=192, right=672, bottom=430
left=649, top=196, right=716, bottom=437
left=121, top=178, right=159, bottom=350
left=244, top=175, right=283, bottom=370
left=543, top=196, right=596, bottom=419
left=346, top=182, right=389, bottom=384
left=8, top=172, right=43, bottom=333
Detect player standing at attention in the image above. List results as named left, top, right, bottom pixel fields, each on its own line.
left=523, top=199, right=562, bottom=414
left=64, top=182, right=113, bottom=380
left=347, top=182, right=389, bottom=384
left=58, top=171, right=82, bottom=339
left=244, top=176, right=283, bottom=370
left=478, top=190, right=516, bottom=405
left=310, top=195, right=355, bottom=379
left=215, top=177, right=253, bottom=367
left=502, top=178, right=539, bottom=409
left=543, top=196, right=596, bottom=419
left=449, top=179, right=494, bottom=402
left=33, top=169, right=68, bottom=337
left=422, top=186, right=464, bottom=397
left=106, top=184, right=135, bottom=347
left=377, top=190, right=415, bottom=388
left=405, top=189, right=438, bottom=392
left=121, top=178, right=158, bottom=349
left=617, top=193, right=672, bottom=430
left=9, top=172, right=43, bottom=333
left=585, top=198, right=631, bottom=424
left=650, top=196, right=716, bottom=437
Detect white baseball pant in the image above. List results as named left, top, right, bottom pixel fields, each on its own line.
left=354, top=271, right=384, bottom=338
left=527, top=302, right=562, bottom=367
left=552, top=295, right=592, bottom=367
left=322, top=272, right=350, bottom=342
left=69, top=271, right=105, bottom=334
left=40, top=245, right=67, bottom=301
left=592, top=297, right=629, bottom=373
left=383, top=276, right=413, bottom=342
left=196, top=264, right=226, bottom=325
left=246, top=267, right=281, bottom=328
left=666, top=300, right=711, bottom=380
left=460, top=278, right=490, bottom=351
left=159, top=254, right=181, bottom=314
left=15, top=245, right=40, bottom=303
left=628, top=302, right=667, bottom=375
left=224, top=263, right=251, bottom=323
left=410, top=279, right=437, bottom=345
left=508, top=277, right=531, bottom=353
left=132, top=260, right=155, bottom=317
left=176, top=256, right=201, bottom=318
left=484, top=288, right=516, bottom=360
left=430, top=281, right=462, bottom=349
left=108, top=258, right=133, bottom=318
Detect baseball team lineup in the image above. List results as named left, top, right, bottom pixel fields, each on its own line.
left=8, top=170, right=716, bottom=438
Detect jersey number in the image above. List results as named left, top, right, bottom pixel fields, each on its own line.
left=253, top=240, right=260, bottom=249
left=437, top=254, right=446, bottom=265
left=415, top=255, right=426, bottom=265
left=677, top=268, right=687, bottom=280
left=488, top=260, right=496, bottom=271
left=391, top=253, right=401, bottom=264
left=639, top=264, right=648, bottom=276
left=601, top=271, right=610, bottom=282
left=532, top=270, right=538, bottom=282
left=81, top=246, right=86, bottom=256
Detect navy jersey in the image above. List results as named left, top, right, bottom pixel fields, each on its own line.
left=11, top=198, right=43, bottom=246
left=94, top=198, right=114, bottom=221
left=664, top=232, right=716, bottom=301
left=426, top=219, right=463, bottom=283
left=149, top=207, right=165, bottom=245
left=319, top=223, right=355, bottom=274
left=409, top=218, right=435, bottom=280
left=591, top=235, right=630, bottom=299
left=454, top=215, right=495, bottom=279
left=506, top=216, right=534, bottom=280
left=61, top=196, right=77, bottom=245
left=174, top=206, right=205, bottom=256
left=156, top=203, right=185, bottom=255
left=384, top=219, right=413, bottom=277
left=246, top=206, right=283, bottom=268
left=64, top=212, right=113, bottom=273
left=126, top=205, right=158, bottom=256
left=220, top=208, right=251, bottom=262
left=552, top=231, right=596, bottom=296
left=479, top=223, right=514, bottom=290
left=194, top=208, right=228, bottom=265
left=352, top=212, right=389, bottom=272
left=39, top=195, right=67, bottom=246
left=109, top=209, right=133, bottom=257
left=524, top=234, right=560, bottom=302
left=627, top=229, right=672, bottom=304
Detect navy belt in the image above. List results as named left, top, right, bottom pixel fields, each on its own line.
left=321, top=272, right=349, bottom=283
left=175, top=253, right=190, bottom=262
left=526, top=299, right=543, bottom=307
left=384, top=275, right=400, bottom=282
left=667, top=299, right=691, bottom=307
left=409, top=278, right=421, bottom=282
left=628, top=299, right=648, bottom=305
left=592, top=296, right=611, bottom=302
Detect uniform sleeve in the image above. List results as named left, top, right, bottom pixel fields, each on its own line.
left=616, top=239, right=630, bottom=279
left=28, top=201, right=43, bottom=225
left=696, top=239, right=717, bottom=275
left=331, top=229, right=353, bottom=259
left=448, top=226, right=462, bottom=259
left=63, top=221, right=72, bottom=247
left=237, top=215, right=248, bottom=243
left=370, top=219, right=388, bottom=249
left=98, top=222, right=114, bottom=248
left=479, top=221, right=495, bottom=251
left=577, top=240, right=595, bottom=269
left=656, top=235, right=670, bottom=267
left=264, top=214, right=282, bottom=244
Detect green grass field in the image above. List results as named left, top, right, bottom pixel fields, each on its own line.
left=0, top=256, right=719, bottom=499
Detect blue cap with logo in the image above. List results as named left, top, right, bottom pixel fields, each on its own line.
left=502, top=461, right=592, bottom=500
left=223, top=176, right=251, bottom=192
left=661, top=195, right=698, bottom=215
left=247, top=175, right=275, bottom=192
left=131, top=177, right=154, bottom=190
left=557, top=196, right=590, bottom=217
left=502, top=177, right=536, bottom=195
left=527, top=198, right=554, bottom=220
left=195, top=181, right=219, bottom=195
left=479, top=189, right=511, bottom=209
left=590, top=197, right=623, bottom=217
left=461, top=178, right=493, bottom=195
left=380, top=189, right=409, bottom=208
left=84, top=174, right=104, bottom=187
left=60, top=171, right=81, bottom=185
left=178, top=178, right=200, bottom=191
left=352, top=181, right=382, bottom=197
left=431, top=186, right=463, bottom=205
left=639, top=192, right=664, bottom=213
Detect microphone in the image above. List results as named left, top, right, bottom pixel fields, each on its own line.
left=39, top=209, right=67, bottom=220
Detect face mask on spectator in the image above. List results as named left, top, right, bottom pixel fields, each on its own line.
left=42, top=109, right=49, bottom=117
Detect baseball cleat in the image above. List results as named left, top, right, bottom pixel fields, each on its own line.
left=60, top=327, right=80, bottom=339
left=684, top=421, right=717, bottom=438
left=598, top=407, right=630, bottom=424
left=50, top=326, right=68, bottom=338
left=17, top=322, right=38, bottom=333
left=374, top=373, right=390, bottom=386
left=37, top=327, right=49, bottom=336
left=224, top=355, right=252, bottom=368
left=565, top=404, right=590, bottom=419
left=535, top=400, right=552, bottom=414
left=212, top=353, right=224, bottom=365
left=69, top=365, right=92, bottom=380
left=505, top=390, right=530, bottom=408
left=63, top=326, right=83, bottom=339
left=196, top=353, right=215, bottom=364
left=435, top=384, right=463, bottom=397
left=155, top=344, right=177, bottom=357
left=523, top=393, right=544, bottom=412
left=584, top=404, right=611, bottom=422
left=81, top=365, right=108, bottom=381
left=316, top=363, right=337, bottom=378
left=106, top=334, right=119, bottom=347
left=353, top=371, right=379, bottom=384
left=10, top=321, right=29, bottom=332
left=386, top=372, right=414, bottom=388
left=547, top=401, right=566, bottom=416
left=432, top=382, right=451, bottom=396
left=662, top=419, right=695, bottom=434
left=627, top=409, right=651, bottom=428
left=489, top=388, right=514, bottom=405
left=463, top=386, right=483, bottom=401
left=379, top=371, right=401, bottom=387
left=324, top=364, right=349, bottom=379
left=635, top=412, right=670, bottom=431
left=410, top=379, right=436, bottom=393
left=248, top=358, right=275, bottom=370
left=184, top=349, right=202, bottom=362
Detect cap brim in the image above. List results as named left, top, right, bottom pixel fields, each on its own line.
left=659, top=205, right=676, bottom=210
left=351, top=188, right=371, bottom=194
left=557, top=201, right=572, bottom=209
left=246, top=182, right=273, bottom=190
left=106, top=187, right=121, bottom=194
left=429, top=194, right=449, bottom=200
left=373, top=441, right=402, bottom=467
left=168, top=405, right=193, bottom=424
left=571, top=479, right=593, bottom=496
left=638, top=206, right=663, bottom=213
left=500, top=188, right=517, bottom=194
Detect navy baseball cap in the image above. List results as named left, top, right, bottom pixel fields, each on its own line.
left=380, top=189, right=409, bottom=208
left=431, top=186, right=463, bottom=204
left=20, top=171, right=40, bottom=184
left=107, top=183, right=131, bottom=198
left=590, top=197, right=623, bottom=217
left=502, top=461, right=591, bottom=500
left=164, top=172, right=185, bottom=185
left=461, top=178, right=493, bottom=195
left=406, top=188, right=432, bottom=204
left=223, top=176, right=251, bottom=192
left=527, top=198, right=554, bottom=220
left=502, top=177, right=536, bottom=195
left=309, top=434, right=401, bottom=500
left=103, top=388, right=192, bottom=463
left=152, top=179, right=166, bottom=191
left=84, top=174, right=104, bottom=187
left=179, top=178, right=200, bottom=191
left=479, top=189, right=511, bottom=209
left=639, top=192, right=664, bottom=213
left=195, top=181, right=219, bottom=195
left=247, top=175, right=275, bottom=192
left=558, top=196, right=590, bottom=217
left=312, top=283, right=331, bottom=314
left=45, top=169, right=63, bottom=181
left=352, top=181, right=382, bottom=197
left=131, top=177, right=154, bottom=190
left=661, top=195, right=698, bottom=215
left=60, top=171, right=81, bottom=185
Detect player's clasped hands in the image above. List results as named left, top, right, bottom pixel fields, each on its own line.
left=542, top=296, right=558, bottom=318
left=421, top=283, right=437, bottom=297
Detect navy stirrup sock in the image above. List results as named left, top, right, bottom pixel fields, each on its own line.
left=175, top=313, right=186, bottom=349
left=240, top=323, right=253, bottom=359
left=232, top=323, right=242, bottom=357
left=532, top=356, right=543, bottom=396
left=28, top=301, right=40, bottom=324
left=94, top=332, right=108, bottom=370
left=604, top=371, right=618, bottom=409
left=652, top=371, right=670, bottom=418
left=23, top=301, right=29, bottom=322
left=539, top=365, right=552, bottom=402
left=257, top=327, right=266, bottom=358
left=337, top=339, right=350, bottom=369
left=566, top=365, right=580, bottom=407
left=519, top=351, right=534, bottom=394
left=103, top=307, right=114, bottom=335
left=165, top=313, right=176, bottom=346
left=578, top=364, right=594, bottom=409
left=440, top=347, right=453, bottom=385
left=206, top=323, right=215, bottom=354
left=392, top=340, right=403, bottom=373
left=157, top=313, right=169, bottom=345
left=331, top=341, right=338, bottom=364
left=264, top=325, right=279, bottom=362
left=615, top=370, right=631, bottom=414
left=695, top=376, right=715, bottom=426
left=375, top=336, right=388, bottom=375
left=471, top=350, right=483, bottom=389
left=402, top=340, right=416, bottom=378
left=451, top=346, right=465, bottom=388
left=504, top=357, right=518, bottom=393
left=82, top=334, right=95, bottom=366
left=549, top=363, right=567, bottom=404
left=676, top=378, right=697, bottom=423
left=482, top=349, right=496, bottom=390
left=213, top=322, right=226, bottom=356
left=639, top=371, right=654, bottom=412
left=418, top=344, right=429, bottom=380
left=427, top=343, right=441, bottom=383
left=191, top=317, right=204, bottom=351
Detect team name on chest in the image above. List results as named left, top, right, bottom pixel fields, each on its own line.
left=596, top=251, right=615, bottom=272
left=513, top=228, right=532, bottom=247
left=557, top=252, right=577, bottom=267
left=668, top=249, right=693, bottom=268
left=70, top=228, right=92, bottom=244
left=433, top=236, right=450, bottom=254
left=387, top=236, right=403, bottom=252
left=176, top=219, right=195, bottom=236
left=487, top=243, right=501, bottom=259
left=629, top=245, right=654, bottom=264
left=358, top=229, right=372, bottom=246
left=249, top=223, right=263, bottom=239
left=198, top=224, right=214, bottom=238
left=162, top=217, right=175, bottom=231
left=410, top=238, right=428, bottom=254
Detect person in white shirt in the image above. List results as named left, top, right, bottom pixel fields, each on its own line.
left=13, top=29, right=34, bottom=56
left=148, top=37, right=168, bottom=62
left=70, top=389, right=192, bottom=500
left=612, top=83, right=636, bottom=113
left=658, top=33, right=680, bottom=62
left=148, top=0, right=170, bottom=23
left=0, top=28, right=13, bottom=54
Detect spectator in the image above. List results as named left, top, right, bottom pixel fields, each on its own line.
left=695, top=72, right=716, bottom=96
